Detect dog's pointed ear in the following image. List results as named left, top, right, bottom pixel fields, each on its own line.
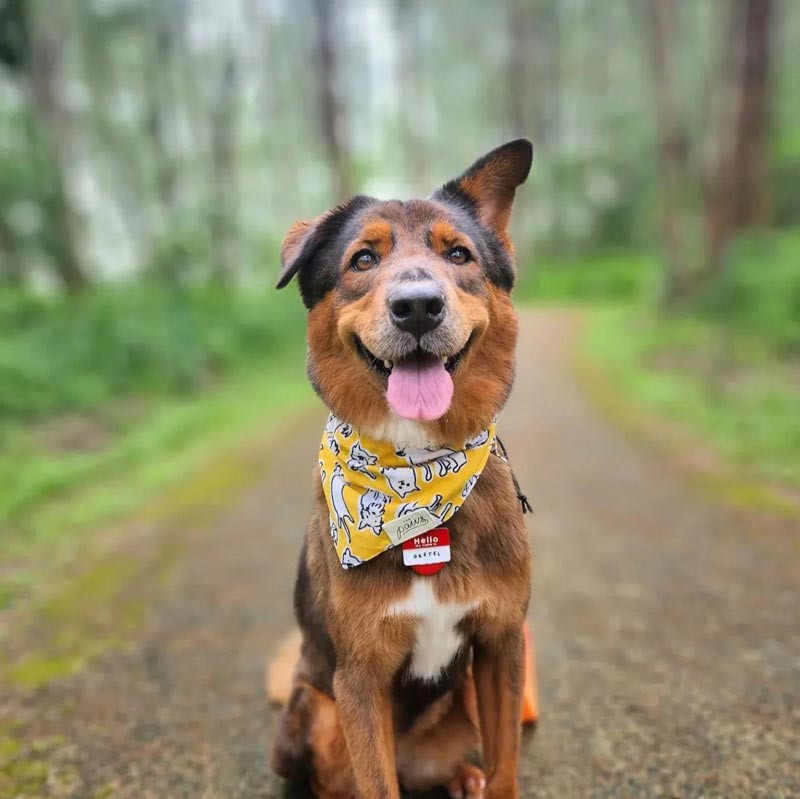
left=276, top=212, right=330, bottom=289
left=435, top=139, right=533, bottom=235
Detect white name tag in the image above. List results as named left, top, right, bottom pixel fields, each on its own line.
left=402, top=544, right=451, bottom=567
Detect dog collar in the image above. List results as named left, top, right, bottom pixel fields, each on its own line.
left=319, top=414, right=496, bottom=569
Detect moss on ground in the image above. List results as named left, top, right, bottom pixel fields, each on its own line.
left=0, top=733, right=68, bottom=799
left=4, top=546, right=178, bottom=690
left=1, top=364, right=314, bottom=614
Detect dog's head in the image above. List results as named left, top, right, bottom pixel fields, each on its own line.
left=277, top=140, right=532, bottom=444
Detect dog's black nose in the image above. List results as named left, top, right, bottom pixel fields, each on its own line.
left=388, top=282, right=445, bottom=337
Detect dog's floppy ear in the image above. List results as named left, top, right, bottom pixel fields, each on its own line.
left=276, top=212, right=331, bottom=289
left=436, top=139, right=533, bottom=235
left=276, top=196, right=376, bottom=294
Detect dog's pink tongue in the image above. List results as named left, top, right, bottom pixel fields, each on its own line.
left=387, top=360, right=453, bottom=421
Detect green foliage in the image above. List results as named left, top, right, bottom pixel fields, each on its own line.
left=697, top=229, right=800, bottom=352
left=0, top=283, right=306, bottom=421
left=583, top=307, right=800, bottom=489
left=520, top=231, right=800, bottom=356
left=0, top=351, right=314, bottom=612
left=144, top=216, right=214, bottom=283
left=516, top=251, right=659, bottom=303
left=772, top=158, right=800, bottom=226
left=0, top=109, right=55, bottom=261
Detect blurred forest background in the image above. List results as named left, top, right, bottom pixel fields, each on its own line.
left=1, top=0, right=799, bottom=606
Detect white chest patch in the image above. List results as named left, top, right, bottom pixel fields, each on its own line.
left=386, top=579, right=479, bottom=682
left=365, top=415, right=434, bottom=450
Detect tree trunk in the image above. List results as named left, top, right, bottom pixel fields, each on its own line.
left=702, top=0, right=746, bottom=282
left=642, top=0, right=690, bottom=300
left=641, top=0, right=776, bottom=301
left=506, top=0, right=531, bottom=136
left=310, top=0, right=352, bottom=202
left=27, top=4, right=88, bottom=292
left=704, top=0, right=774, bottom=278
left=76, top=3, right=153, bottom=267
left=209, top=48, right=240, bottom=286
left=144, top=2, right=178, bottom=230
left=731, top=0, right=774, bottom=229
left=394, top=0, right=428, bottom=189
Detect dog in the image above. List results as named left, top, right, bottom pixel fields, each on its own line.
left=268, top=140, right=534, bottom=799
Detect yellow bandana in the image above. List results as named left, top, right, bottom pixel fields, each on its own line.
left=319, top=415, right=497, bottom=569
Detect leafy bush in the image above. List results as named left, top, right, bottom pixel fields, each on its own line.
left=0, top=284, right=306, bottom=422
left=583, top=307, right=800, bottom=489
left=516, top=251, right=659, bottom=303
left=699, top=230, right=800, bottom=352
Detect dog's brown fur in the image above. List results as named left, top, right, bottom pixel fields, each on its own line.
left=271, top=140, right=534, bottom=799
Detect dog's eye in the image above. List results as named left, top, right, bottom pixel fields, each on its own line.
left=448, top=246, right=471, bottom=265
left=351, top=250, right=377, bottom=271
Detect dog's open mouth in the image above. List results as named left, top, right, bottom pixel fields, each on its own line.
left=354, top=335, right=474, bottom=421
left=354, top=334, right=474, bottom=379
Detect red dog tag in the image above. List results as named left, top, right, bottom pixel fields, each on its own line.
left=402, top=527, right=451, bottom=575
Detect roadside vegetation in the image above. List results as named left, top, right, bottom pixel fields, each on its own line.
left=0, top=285, right=312, bottom=612
left=527, top=230, right=800, bottom=500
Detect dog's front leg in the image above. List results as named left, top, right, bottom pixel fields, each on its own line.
left=473, top=627, right=524, bottom=799
left=334, top=666, right=398, bottom=799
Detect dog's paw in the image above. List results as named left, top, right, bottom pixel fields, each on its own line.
left=448, top=763, right=486, bottom=799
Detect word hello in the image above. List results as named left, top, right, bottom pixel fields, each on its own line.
left=411, top=534, right=441, bottom=547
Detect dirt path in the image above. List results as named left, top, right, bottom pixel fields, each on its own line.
left=2, top=309, right=798, bottom=799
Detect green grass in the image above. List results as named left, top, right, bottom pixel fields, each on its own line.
left=696, top=229, right=800, bottom=352
left=0, top=362, right=315, bottom=611
left=0, top=283, right=315, bottom=612
left=581, top=306, right=800, bottom=493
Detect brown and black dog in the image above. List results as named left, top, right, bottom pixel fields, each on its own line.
left=269, top=140, right=534, bottom=799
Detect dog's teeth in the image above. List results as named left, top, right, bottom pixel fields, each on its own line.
left=442, top=357, right=448, bottom=365
left=383, top=360, right=392, bottom=369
